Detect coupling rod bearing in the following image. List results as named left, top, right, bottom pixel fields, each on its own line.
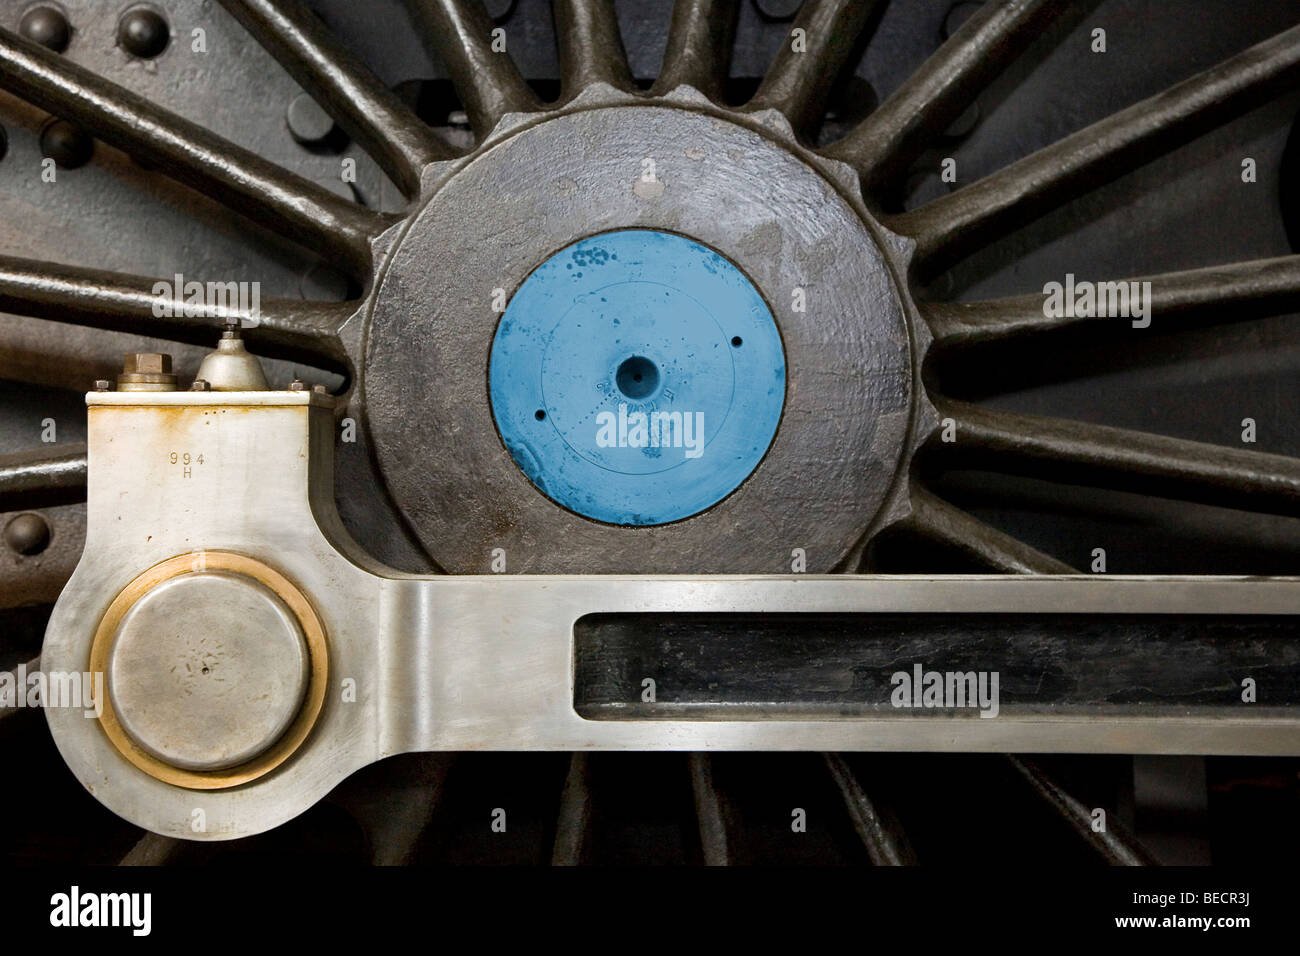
left=88, top=551, right=328, bottom=791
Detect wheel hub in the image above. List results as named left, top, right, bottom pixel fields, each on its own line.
left=363, top=94, right=918, bottom=572
left=488, top=228, right=786, bottom=526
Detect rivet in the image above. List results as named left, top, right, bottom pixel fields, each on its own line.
left=117, top=6, right=170, bottom=59
left=5, top=513, right=50, bottom=556
left=19, top=5, right=71, bottom=53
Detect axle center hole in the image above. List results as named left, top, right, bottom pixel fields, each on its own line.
left=615, top=355, right=660, bottom=400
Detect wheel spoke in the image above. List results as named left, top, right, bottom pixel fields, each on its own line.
left=890, top=23, right=1300, bottom=273
left=554, top=0, right=635, bottom=97
left=118, top=832, right=183, bottom=866
left=0, top=256, right=353, bottom=368
left=743, top=0, right=881, bottom=138
left=0, top=446, right=86, bottom=510
left=824, top=754, right=916, bottom=865
left=924, top=255, right=1300, bottom=348
left=551, top=752, right=592, bottom=866
left=1007, top=756, right=1157, bottom=865
left=688, top=753, right=732, bottom=865
left=217, top=0, right=452, bottom=197
left=0, top=27, right=389, bottom=273
left=824, top=0, right=1069, bottom=190
left=937, top=400, right=1300, bottom=516
left=901, top=484, right=1076, bottom=573
left=651, top=0, right=738, bottom=101
left=404, top=0, right=542, bottom=139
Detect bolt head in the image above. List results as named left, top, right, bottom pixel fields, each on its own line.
left=123, top=352, right=172, bottom=375
left=117, top=7, right=170, bottom=59
left=5, top=513, right=50, bottom=556
left=19, top=5, right=71, bottom=53
left=286, top=93, right=336, bottom=147
left=93, top=379, right=112, bottom=391
left=288, top=379, right=307, bottom=392
left=190, top=379, right=211, bottom=391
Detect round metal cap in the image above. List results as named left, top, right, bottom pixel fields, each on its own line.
left=106, top=570, right=310, bottom=772
left=489, top=230, right=785, bottom=525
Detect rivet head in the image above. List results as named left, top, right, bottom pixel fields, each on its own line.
left=19, top=5, right=71, bottom=53
left=39, top=119, right=94, bottom=169
left=117, top=6, right=170, bottom=59
left=753, top=0, right=802, bottom=21
left=4, top=513, right=50, bottom=556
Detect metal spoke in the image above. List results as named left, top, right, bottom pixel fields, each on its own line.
left=924, top=255, right=1300, bottom=348
left=0, top=446, right=86, bottom=510
left=890, top=23, right=1300, bottom=273
left=823, top=754, right=916, bottom=865
left=743, top=0, right=881, bottom=138
left=901, top=485, right=1077, bottom=573
left=327, top=753, right=455, bottom=865
left=824, top=0, right=1069, bottom=191
left=651, top=0, right=738, bottom=101
left=217, top=0, right=452, bottom=197
left=0, top=27, right=389, bottom=274
left=688, top=753, right=732, bottom=865
left=551, top=752, right=592, bottom=866
left=554, top=0, right=635, bottom=97
left=119, top=832, right=183, bottom=866
left=1007, top=756, right=1157, bottom=865
left=937, top=400, right=1300, bottom=516
left=0, top=256, right=353, bottom=368
left=404, top=0, right=542, bottom=139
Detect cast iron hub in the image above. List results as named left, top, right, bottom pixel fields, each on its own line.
left=362, top=90, right=923, bottom=573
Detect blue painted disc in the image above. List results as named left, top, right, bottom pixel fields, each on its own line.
left=489, top=230, right=786, bottom=526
